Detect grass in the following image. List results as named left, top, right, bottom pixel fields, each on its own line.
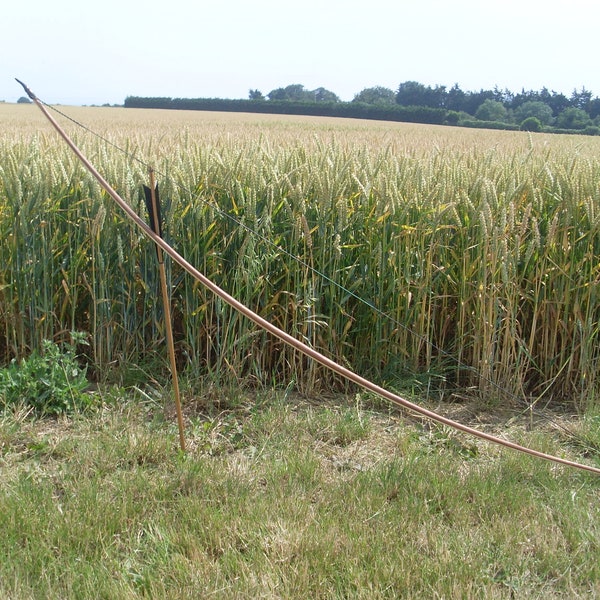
left=1, top=388, right=599, bottom=599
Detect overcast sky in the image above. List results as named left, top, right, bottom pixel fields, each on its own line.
left=3, top=0, right=599, bottom=105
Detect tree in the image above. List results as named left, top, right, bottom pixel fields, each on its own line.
left=445, top=84, right=467, bottom=112
left=313, top=87, right=340, bottom=103
left=492, top=86, right=513, bottom=104
left=540, top=89, right=570, bottom=116
left=461, top=90, right=498, bottom=115
left=588, top=98, right=600, bottom=119
left=248, top=89, right=264, bottom=101
left=267, top=84, right=314, bottom=102
left=352, top=86, right=396, bottom=105
left=509, top=88, right=541, bottom=110
left=475, top=99, right=508, bottom=121
left=514, top=101, right=553, bottom=125
left=570, top=87, right=592, bottom=110
left=556, top=107, right=592, bottom=130
left=266, top=84, right=339, bottom=103
left=396, top=81, right=446, bottom=108
left=17, top=96, right=32, bottom=104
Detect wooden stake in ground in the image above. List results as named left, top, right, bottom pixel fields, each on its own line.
left=143, top=170, right=186, bottom=452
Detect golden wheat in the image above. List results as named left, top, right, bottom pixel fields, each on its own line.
left=2, top=104, right=600, bottom=408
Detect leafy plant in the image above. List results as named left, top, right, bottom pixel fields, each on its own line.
left=0, top=332, right=90, bottom=415
left=520, top=116, right=543, bottom=132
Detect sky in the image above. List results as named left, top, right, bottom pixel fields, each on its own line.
left=2, top=0, right=599, bottom=106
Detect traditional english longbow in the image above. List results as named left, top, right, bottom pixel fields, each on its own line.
left=16, top=79, right=600, bottom=475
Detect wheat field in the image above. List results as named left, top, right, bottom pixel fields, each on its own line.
left=2, top=103, right=600, bottom=409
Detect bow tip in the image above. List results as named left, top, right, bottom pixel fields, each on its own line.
left=15, top=78, right=36, bottom=100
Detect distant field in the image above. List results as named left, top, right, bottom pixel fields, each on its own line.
left=2, top=104, right=600, bottom=409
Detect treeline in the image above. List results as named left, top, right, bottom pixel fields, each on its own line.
left=124, top=81, right=600, bottom=135
left=123, top=96, right=449, bottom=125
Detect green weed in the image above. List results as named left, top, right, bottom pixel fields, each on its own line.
left=0, top=332, right=90, bottom=415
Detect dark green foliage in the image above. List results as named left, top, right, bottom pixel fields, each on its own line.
left=248, top=89, right=264, bottom=101
left=124, top=96, right=449, bottom=125
left=396, top=81, right=447, bottom=108
left=267, top=84, right=340, bottom=103
left=556, top=107, right=592, bottom=130
left=127, top=80, right=600, bottom=137
left=514, top=101, right=553, bottom=125
left=444, top=111, right=461, bottom=125
left=475, top=99, right=508, bottom=122
left=267, top=84, right=316, bottom=102
left=459, top=119, right=519, bottom=131
left=314, top=87, right=340, bottom=103
left=352, top=86, right=396, bottom=105
left=125, top=80, right=600, bottom=135
left=584, top=125, right=600, bottom=136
